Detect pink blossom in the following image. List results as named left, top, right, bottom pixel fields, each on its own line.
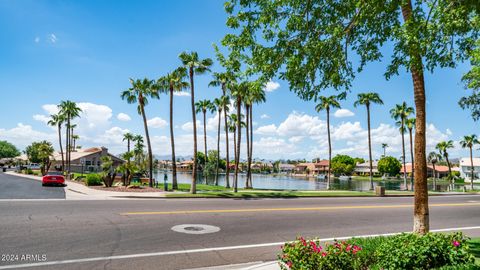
left=286, top=261, right=292, bottom=268
left=453, top=240, right=460, bottom=247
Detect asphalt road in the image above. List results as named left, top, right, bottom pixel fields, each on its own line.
left=0, top=174, right=479, bottom=270
left=0, top=171, right=65, bottom=199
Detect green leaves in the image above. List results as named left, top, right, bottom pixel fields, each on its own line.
left=0, top=141, right=20, bottom=159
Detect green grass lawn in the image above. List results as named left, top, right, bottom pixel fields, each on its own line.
left=468, top=238, right=480, bottom=265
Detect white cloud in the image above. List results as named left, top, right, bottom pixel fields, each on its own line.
left=260, top=114, right=270, bottom=119
left=173, top=91, right=190, bottom=97
left=264, top=81, right=280, bottom=92
left=334, top=109, right=355, bottom=118
left=255, top=124, right=278, bottom=135
left=34, top=37, right=40, bottom=43
left=49, top=33, right=57, bottom=43
left=117, top=113, right=131, bottom=122
left=147, top=117, right=167, bottom=128
left=33, top=114, right=50, bottom=124
left=0, top=123, right=56, bottom=150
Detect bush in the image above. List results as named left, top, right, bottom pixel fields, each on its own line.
left=378, top=156, right=402, bottom=176
left=85, top=174, right=103, bottom=186
left=279, top=233, right=475, bottom=270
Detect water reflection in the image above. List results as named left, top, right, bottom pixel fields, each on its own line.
left=153, top=171, right=477, bottom=191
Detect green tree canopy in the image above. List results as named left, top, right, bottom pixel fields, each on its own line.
left=378, top=156, right=402, bottom=176
left=331, top=155, right=356, bottom=175
left=0, top=141, right=20, bottom=159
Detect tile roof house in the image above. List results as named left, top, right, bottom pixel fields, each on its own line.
left=52, top=147, right=123, bottom=173
left=400, top=162, right=451, bottom=178
left=459, top=157, right=480, bottom=183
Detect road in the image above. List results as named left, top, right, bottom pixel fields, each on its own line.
left=0, top=171, right=65, bottom=199
left=0, top=173, right=479, bottom=269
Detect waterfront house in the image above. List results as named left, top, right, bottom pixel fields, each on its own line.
left=400, top=162, right=451, bottom=178
left=52, top=147, right=123, bottom=173
left=354, top=161, right=379, bottom=175
left=459, top=157, right=480, bottom=183
left=278, top=163, right=295, bottom=173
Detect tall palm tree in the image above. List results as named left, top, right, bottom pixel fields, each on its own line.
left=72, top=134, right=79, bottom=151
left=158, top=67, right=189, bottom=190
left=209, top=71, right=236, bottom=188
left=405, top=117, right=416, bottom=187
left=122, top=132, right=135, bottom=185
left=381, top=143, right=389, bottom=157
left=121, top=78, right=159, bottom=187
left=245, top=81, right=266, bottom=188
left=315, top=93, right=346, bottom=189
left=69, top=124, right=77, bottom=152
left=436, top=140, right=455, bottom=188
left=58, top=100, right=82, bottom=175
left=195, top=99, right=216, bottom=170
left=230, top=81, right=249, bottom=192
left=213, top=96, right=229, bottom=185
left=227, top=113, right=245, bottom=192
left=427, top=151, right=442, bottom=190
left=48, top=113, right=65, bottom=171
left=133, top=134, right=144, bottom=162
left=179, top=51, right=213, bottom=194
left=353, top=92, right=383, bottom=190
left=390, top=102, right=414, bottom=190
left=460, top=135, right=480, bottom=190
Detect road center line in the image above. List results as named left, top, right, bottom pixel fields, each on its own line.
left=120, top=202, right=480, bottom=215
left=1, top=226, right=480, bottom=270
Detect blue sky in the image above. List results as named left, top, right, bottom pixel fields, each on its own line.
left=0, top=0, right=476, bottom=161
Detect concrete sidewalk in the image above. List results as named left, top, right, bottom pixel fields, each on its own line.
left=188, top=261, right=280, bottom=270
left=6, top=171, right=167, bottom=200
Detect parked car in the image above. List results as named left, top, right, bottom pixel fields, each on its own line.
left=27, top=163, right=41, bottom=170
left=338, top=174, right=352, bottom=180
left=42, top=172, right=65, bottom=187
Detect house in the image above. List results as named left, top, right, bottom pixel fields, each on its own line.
left=459, top=157, right=480, bottom=183
left=400, top=162, right=450, bottom=178
left=177, top=160, right=194, bottom=171
left=354, top=161, right=379, bottom=175
left=294, top=160, right=329, bottom=175
left=52, top=147, right=123, bottom=173
left=278, top=163, right=295, bottom=173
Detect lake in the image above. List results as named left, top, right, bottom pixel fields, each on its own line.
left=152, top=171, right=476, bottom=191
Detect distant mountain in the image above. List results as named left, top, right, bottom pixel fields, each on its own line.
left=154, top=154, right=192, bottom=161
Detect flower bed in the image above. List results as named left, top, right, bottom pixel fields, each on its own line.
left=279, top=232, right=477, bottom=270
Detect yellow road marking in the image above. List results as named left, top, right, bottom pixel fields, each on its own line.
left=120, top=202, right=480, bottom=216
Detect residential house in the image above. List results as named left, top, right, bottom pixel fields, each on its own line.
left=278, top=163, right=295, bottom=173
left=52, top=147, right=123, bottom=173
left=400, top=162, right=451, bottom=178
left=354, top=161, right=379, bottom=175
left=459, top=157, right=480, bottom=183
left=294, top=160, right=329, bottom=175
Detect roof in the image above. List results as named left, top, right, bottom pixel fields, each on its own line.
left=315, top=160, right=329, bottom=167
left=460, top=158, right=480, bottom=167
left=356, top=161, right=378, bottom=167
left=279, top=164, right=295, bottom=169
left=52, top=147, right=123, bottom=163
left=400, top=163, right=450, bottom=173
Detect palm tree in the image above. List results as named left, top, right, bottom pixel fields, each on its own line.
left=179, top=51, right=213, bottom=194
left=157, top=67, right=189, bottom=190
left=315, top=93, right=346, bottom=189
left=245, top=81, right=266, bottom=188
left=209, top=71, right=235, bottom=188
left=121, top=78, right=159, bottom=187
left=47, top=113, right=65, bottom=171
left=213, top=96, right=229, bottom=185
left=353, top=92, right=383, bottom=190
left=122, top=132, right=135, bottom=185
left=195, top=99, right=216, bottom=171
left=227, top=113, right=245, bottom=192
left=427, top=151, right=442, bottom=190
left=72, top=134, right=79, bottom=151
left=460, top=135, right=480, bottom=190
left=405, top=117, right=416, bottom=187
left=381, top=143, right=389, bottom=157
left=69, top=124, right=77, bottom=152
left=230, top=81, right=249, bottom=192
left=58, top=100, right=82, bottom=175
left=390, top=102, right=414, bottom=190
left=133, top=135, right=144, bottom=163
left=436, top=140, right=455, bottom=188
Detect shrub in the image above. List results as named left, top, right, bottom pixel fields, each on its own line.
left=378, top=156, right=402, bottom=176
left=85, top=174, right=103, bottom=186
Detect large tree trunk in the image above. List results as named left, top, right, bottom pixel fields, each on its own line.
left=222, top=84, right=230, bottom=188
left=401, top=118, right=407, bottom=190
left=215, top=109, right=221, bottom=186
left=58, top=124, right=64, bottom=171
left=203, top=110, right=208, bottom=170
left=327, top=108, right=332, bottom=190
left=234, top=97, right=241, bottom=193
left=140, top=100, right=154, bottom=188
left=367, top=104, right=373, bottom=190
left=470, top=147, right=474, bottom=190
left=409, top=128, right=415, bottom=189
left=245, top=104, right=251, bottom=189
left=249, top=105, right=253, bottom=188
left=189, top=68, right=197, bottom=194
left=170, top=87, right=178, bottom=190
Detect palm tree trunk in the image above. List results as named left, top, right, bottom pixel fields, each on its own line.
left=245, top=104, right=251, bottom=189
left=203, top=111, right=208, bottom=170
left=409, top=128, right=414, bottom=190
left=233, top=128, right=237, bottom=191
left=189, top=68, right=197, bottom=194
left=222, top=84, right=230, bottom=188
left=446, top=155, right=452, bottom=188
left=234, top=97, right=241, bottom=193
left=367, top=105, right=373, bottom=190
left=401, top=118, right=407, bottom=190
left=126, top=139, right=130, bottom=186
left=66, top=118, right=70, bottom=174
left=327, top=108, right=332, bottom=190
left=170, top=88, right=177, bottom=190
left=383, top=147, right=386, bottom=157
left=140, top=103, right=154, bottom=188
left=470, top=146, right=474, bottom=190
left=432, top=163, right=436, bottom=190
left=215, top=109, right=221, bottom=186
left=249, top=105, right=253, bottom=188
left=58, top=124, right=64, bottom=171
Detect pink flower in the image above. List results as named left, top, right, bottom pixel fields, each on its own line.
left=453, top=240, right=460, bottom=247
left=322, top=252, right=327, bottom=257
left=286, top=261, right=292, bottom=268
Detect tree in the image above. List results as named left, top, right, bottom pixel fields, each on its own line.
left=459, top=40, right=480, bottom=121
left=354, top=92, right=383, bottom=190
left=213, top=96, right=229, bottom=185
left=195, top=99, right=216, bottom=171
left=405, top=117, right=416, bottom=187
left=427, top=151, right=442, bottom=190
left=331, top=154, right=356, bottom=176
left=58, top=100, right=82, bottom=174
left=122, top=132, right=135, bottom=186
left=230, top=82, right=249, bottom=192
left=48, top=114, right=65, bottom=171
left=0, top=141, right=20, bottom=159
left=378, top=156, right=402, bottom=177
left=157, top=67, right=189, bottom=190
left=460, top=135, right=480, bottom=190
left=227, top=112, right=245, bottom=191
left=223, top=0, right=479, bottom=234
left=436, top=140, right=455, bottom=188
left=121, top=78, right=159, bottom=187
left=25, top=141, right=54, bottom=175
left=179, top=51, right=213, bottom=194
left=391, top=102, right=414, bottom=190
left=315, top=93, right=346, bottom=189
left=100, top=156, right=116, bottom=188
left=381, top=143, right=389, bottom=157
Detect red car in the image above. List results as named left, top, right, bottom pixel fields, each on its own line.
left=42, top=172, right=65, bottom=186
